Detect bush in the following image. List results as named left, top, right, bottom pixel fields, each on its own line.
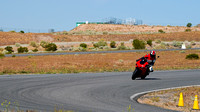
left=117, top=42, right=126, bottom=50
left=62, top=31, right=68, bottom=35
left=147, top=40, right=152, bottom=46
left=110, top=41, right=116, bottom=48
left=0, top=48, right=3, bottom=52
left=40, top=41, right=49, bottom=48
left=185, top=29, right=191, bottom=32
left=93, top=43, right=99, bottom=48
left=154, top=44, right=166, bottom=49
left=18, top=47, right=29, bottom=53
left=186, top=54, right=199, bottom=60
left=30, top=41, right=38, bottom=47
left=19, top=30, right=25, bottom=33
left=32, top=48, right=38, bottom=52
left=80, top=43, right=87, bottom=48
left=45, top=43, right=57, bottom=51
left=103, top=32, right=108, bottom=35
left=132, top=39, right=146, bottom=49
left=5, top=46, right=14, bottom=54
left=78, top=47, right=87, bottom=52
left=15, top=43, right=21, bottom=47
left=93, top=40, right=107, bottom=48
left=172, top=41, right=183, bottom=48
left=9, top=30, right=16, bottom=33
left=158, top=29, right=165, bottom=33
left=0, top=53, right=5, bottom=58
left=187, top=23, right=192, bottom=27
left=155, top=39, right=161, bottom=44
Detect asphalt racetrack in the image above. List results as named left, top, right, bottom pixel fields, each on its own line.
left=0, top=70, right=200, bottom=112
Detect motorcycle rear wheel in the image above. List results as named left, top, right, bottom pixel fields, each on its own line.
left=141, top=75, right=147, bottom=79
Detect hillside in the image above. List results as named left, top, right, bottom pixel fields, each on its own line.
left=71, top=24, right=200, bottom=33
left=0, top=24, right=200, bottom=46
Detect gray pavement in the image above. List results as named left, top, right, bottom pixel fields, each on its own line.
left=0, top=70, right=200, bottom=112
left=5, top=48, right=200, bottom=57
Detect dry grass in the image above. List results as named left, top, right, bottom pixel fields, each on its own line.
left=138, top=86, right=200, bottom=112
left=0, top=50, right=199, bottom=74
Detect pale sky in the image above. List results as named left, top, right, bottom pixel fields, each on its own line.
left=0, top=0, right=199, bottom=32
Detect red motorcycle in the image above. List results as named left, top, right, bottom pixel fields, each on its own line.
left=132, top=58, right=152, bottom=80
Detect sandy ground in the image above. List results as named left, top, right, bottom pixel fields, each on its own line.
left=138, top=86, right=200, bottom=112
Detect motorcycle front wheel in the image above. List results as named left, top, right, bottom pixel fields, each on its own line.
left=132, top=68, right=139, bottom=80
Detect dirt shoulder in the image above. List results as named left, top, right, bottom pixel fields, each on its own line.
left=138, top=86, right=200, bottom=112
left=0, top=50, right=199, bottom=75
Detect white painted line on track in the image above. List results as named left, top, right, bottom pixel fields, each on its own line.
left=130, top=85, right=200, bottom=101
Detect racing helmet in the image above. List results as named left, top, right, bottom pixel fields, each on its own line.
left=150, top=51, right=156, bottom=58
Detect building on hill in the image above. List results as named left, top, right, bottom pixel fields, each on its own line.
left=76, top=21, right=104, bottom=27
left=76, top=18, right=143, bottom=27
left=197, top=24, right=200, bottom=27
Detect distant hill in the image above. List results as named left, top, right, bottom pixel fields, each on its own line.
left=71, top=24, right=200, bottom=33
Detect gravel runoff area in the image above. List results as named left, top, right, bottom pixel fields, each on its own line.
left=137, top=85, right=200, bottom=112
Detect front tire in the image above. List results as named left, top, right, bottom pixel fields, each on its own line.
left=132, top=68, right=138, bottom=80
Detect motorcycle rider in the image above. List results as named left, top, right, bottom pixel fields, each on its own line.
left=136, top=51, right=157, bottom=73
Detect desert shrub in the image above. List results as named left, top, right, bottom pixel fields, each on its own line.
left=0, top=53, right=5, bottom=58
left=132, top=39, right=146, bottom=49
left=18, top=47, right=29, bottom=53
left=30, top=41, right=38, bottom=47
left=80, top=43, right=87, bottom=48
left=110, top=41, right=116, bottom=48
left=19, top=30, right=25, bottom=33
left=9, top=30, right=16, bottom=33
left=191, top=41, right=196, bottom=45
left=63, top=31, right=68, bottom=35
left=45, top=43, right=57, bottom=51
left=147, top=40, right=152, bottom=46
left=103, top=32, right=108, bottom=35
left=40, top=41, right=49, bottom=48
left=155, top=39, right=161, bottom=44
left=154, top=44, right=166, bottom=49
left=172, top=41, right=183, bottom=48
left=15, top=43, right=21, bottom=47
left=187, top=23, right=192, bottom=27
left=93, top=40, right=107, bottom=48
left=117, top=42, right=126, bottom=50
left=93, top=43, right=99, bottom=48
left=32, top=48, right=38, bottom=52
left=78, top=47, right=87, bottom=52
left=5, top=46, right=14, bottom=54
left=186, top=54, right=199, bottom=60
left=0, top=48, right=3, bottom=52
left=158, top=29, right=165, bottom=33
left=180, top=50, right=185, bottom=53
left=186, top=45, right=192, bottom=49
left=98, top=40, right=107, bottom=47
left=185, top=29, right=191, bottom=32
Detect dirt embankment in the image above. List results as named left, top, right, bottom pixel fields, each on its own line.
left=0, top=31, right=200, bottom=46
left=71, top=24, right=200, bottom=33
left=0, top=24, right=200, bottom=46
